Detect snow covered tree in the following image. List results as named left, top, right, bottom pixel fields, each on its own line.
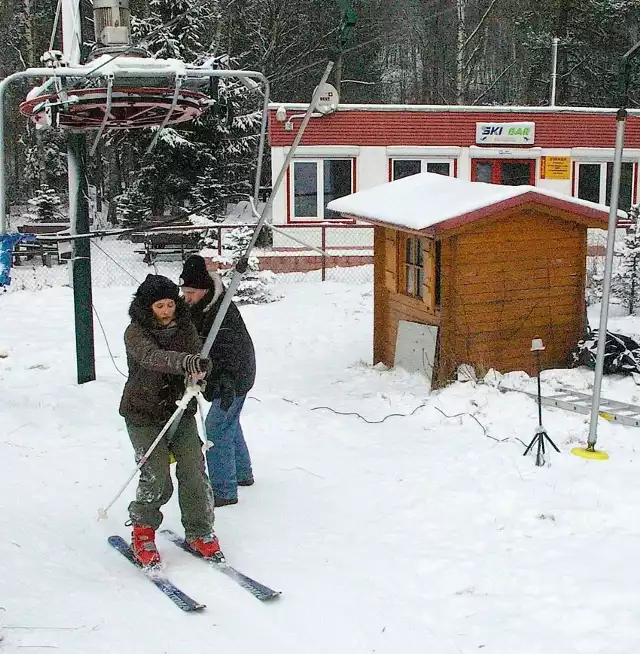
left=24, top=186, right=65, bottom=222
left=22, top=128, right=67, bottom=191
left=114, top=4, right=261, bottom=224
left=117, top=182, right=152, bottom=227
left=116, top=127, right=203, bottom=224
left=612, top=205, right=640, bottom=315
left=220, top=226, right=280, bottom=304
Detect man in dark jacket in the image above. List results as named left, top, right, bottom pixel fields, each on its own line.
left=179, top=255, right=256, bottom=506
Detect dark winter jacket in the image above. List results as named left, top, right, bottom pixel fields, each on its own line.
left=119, top=296, right=201, bottom=426
left=189, top=272, right=256, bottom=403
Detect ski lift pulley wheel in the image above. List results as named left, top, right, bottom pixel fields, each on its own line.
left=19, top=86, right=210, bottom=130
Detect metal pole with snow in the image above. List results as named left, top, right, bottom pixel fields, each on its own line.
left=97, top=62, right=335, bottom=519
left=573, top=40, right=640, bottom=461
left=62, top=0, right=96, bottom=384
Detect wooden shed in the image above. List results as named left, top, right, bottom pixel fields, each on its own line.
left=327, top=172, right=618, bottom=386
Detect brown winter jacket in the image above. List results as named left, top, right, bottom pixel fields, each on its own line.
left=119, top=296, right=201, bottom=426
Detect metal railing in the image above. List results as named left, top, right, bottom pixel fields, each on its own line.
left=5, top=222, right=374, bottom=291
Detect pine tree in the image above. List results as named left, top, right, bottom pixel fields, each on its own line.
left=116, top=4, right=260, bottom=223
left=24, top=186, right=65, bottom=222
left=22, top=128, right=67, bottom=191
left=612, top=205, right=640, bottom=315
left=220, top=226, right=280, bottom=304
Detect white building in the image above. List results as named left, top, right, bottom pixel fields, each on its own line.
left=268, top=103, right=640, bottom=257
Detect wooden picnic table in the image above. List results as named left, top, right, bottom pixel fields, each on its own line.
left=14, top=223, right=71, bottom=267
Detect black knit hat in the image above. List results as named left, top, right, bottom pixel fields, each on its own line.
left=179, top=255, right=214, bottom=290
left=135, top=274, right=180, bottom=307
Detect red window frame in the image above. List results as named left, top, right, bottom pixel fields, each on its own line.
left=286, top=158, right=357, bottom=224
left=471, top=159, right=536, bottom=185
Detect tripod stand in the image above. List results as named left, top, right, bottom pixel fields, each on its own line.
left=523, top=339, right=560, bottom=466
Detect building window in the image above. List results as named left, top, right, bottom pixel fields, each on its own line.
left=404, top=236, right=424, bottom=298
left=291, top=159, right=353, bottom=221
left=392, top=159, right=453, bottom=181
left=575, top=161, right=635, bottom=212
left=471, top=159, right=535, bottom=185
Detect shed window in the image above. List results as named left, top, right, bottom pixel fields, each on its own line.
left=392, top=159, right=454, bottom=181
left=291, top=159, right=354, bottom=221
left=575, top=161, right=635, bottom=212
left=399, top=234, right=441, bottom=310
left=404, top=236, right=424, bottom=298
left=434, top=239, right=442, bottom=307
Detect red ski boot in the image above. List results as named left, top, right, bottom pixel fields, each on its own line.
left=132, top=525, right=161, bottom=567
left=187, top=534, right=224, bottom=560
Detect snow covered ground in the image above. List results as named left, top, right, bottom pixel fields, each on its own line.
left=2, top=279, right=640, bottom=653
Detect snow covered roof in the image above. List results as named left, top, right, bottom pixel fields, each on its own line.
left=326, top=173, right=626, bottom=233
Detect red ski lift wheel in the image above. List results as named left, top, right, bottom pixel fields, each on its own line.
left=19, top=87, right=210, bottom=130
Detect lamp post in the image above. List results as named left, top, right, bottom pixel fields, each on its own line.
left=573, top=40, right=640, bottom=461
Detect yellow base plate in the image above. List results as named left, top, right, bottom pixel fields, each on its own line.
left=571, top=447, right=610, bottom=461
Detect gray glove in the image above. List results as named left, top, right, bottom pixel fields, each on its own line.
left=183, top=354, right=211, bottom=375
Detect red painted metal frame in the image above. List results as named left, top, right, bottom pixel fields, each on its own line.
left=19, top=87, right=209, bottom=129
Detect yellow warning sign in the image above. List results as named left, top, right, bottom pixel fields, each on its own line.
left=540, top=156, right=571, bottom=180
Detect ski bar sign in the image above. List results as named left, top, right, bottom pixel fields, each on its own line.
left=476, top=122, right=535, bottom=145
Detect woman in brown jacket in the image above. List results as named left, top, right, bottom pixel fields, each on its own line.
left=119, top=274, right=222, bottom=566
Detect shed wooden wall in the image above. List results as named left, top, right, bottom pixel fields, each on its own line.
left=438, top=208, right=587, bottom=379
left=373, top=226, right=440, bottom=369
left=373, top=208, right=588, bottom=384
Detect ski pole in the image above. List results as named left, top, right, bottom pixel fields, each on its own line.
left=97, top=384, right=201, bottom=520
left=153, top=62, right=336, bottom=440
left=198, top=61, right=335, bottom=362
left=97, top=62, right=336, bottom=521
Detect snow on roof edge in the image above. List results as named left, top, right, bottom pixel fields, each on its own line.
left=326, top=173, right=627, bottom=232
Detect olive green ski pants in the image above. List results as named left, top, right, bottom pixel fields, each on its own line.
left=125, top=416, right=215, bottom=540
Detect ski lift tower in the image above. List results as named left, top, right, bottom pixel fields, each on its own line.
left=0, top=0, right=272, bottom=384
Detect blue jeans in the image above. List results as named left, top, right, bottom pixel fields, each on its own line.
left=204, top=394, right=253, bottom=501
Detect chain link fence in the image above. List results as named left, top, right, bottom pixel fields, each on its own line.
left=5, top=223, right=373, bottom=293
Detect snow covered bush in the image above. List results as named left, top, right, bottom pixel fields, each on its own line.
left=586, top=258, right=604, bottom=307
left=23, top=186, right=65, bottom=222
left=220, top=226, right=281, bottom=304
left=611, top=205, right=640, bottom=314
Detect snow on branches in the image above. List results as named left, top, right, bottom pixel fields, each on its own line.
left=218, top=226, right=281, bottom=305
left=611, top=205, right=640, bottom=315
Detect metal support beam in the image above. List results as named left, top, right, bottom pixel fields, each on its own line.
left=0, top=63, right=270, bottom=385
left=68, top=132, right=96, bottom=383
left=0, top=67, right=270, bottom=236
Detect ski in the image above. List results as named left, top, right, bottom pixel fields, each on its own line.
left=160, top=529, right=281, bottom=602
left=108, top=535, right=206, bottom=612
